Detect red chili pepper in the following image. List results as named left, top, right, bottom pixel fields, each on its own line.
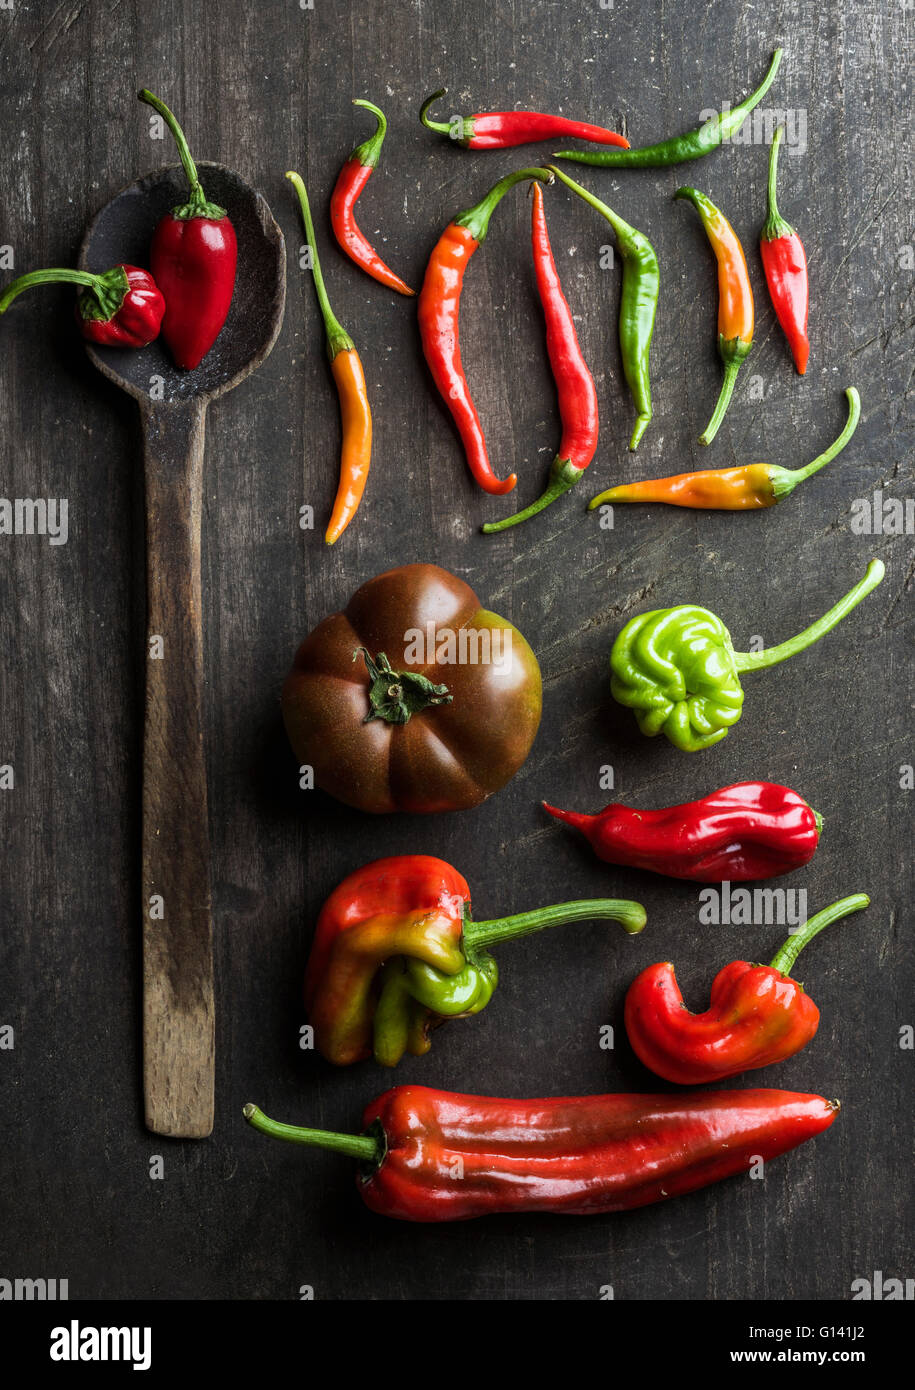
left=625, top=894, right=869, bottom=1085
left=418, top=167, right=553, bottom=495
left=543, top=781, right=822, bottom=882
left=244, top=1086, right=839, bottom=1221
left=330, top=100, right=414, bottom=297
left=139, top=89, right=237, bottom=370
left=420, top=89, right=629, bottom=150
left=483, top=183, right=599, bottom=531
left=0, top=263, right=164, bottom=348
left=760, top=125, right=810, bottom=374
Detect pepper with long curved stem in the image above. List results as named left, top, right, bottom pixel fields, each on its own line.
left=303, top=854, right=645, bottom=1067
left=760, top=124, right=810, bottom=373
left=287, top=171, right=373, bottom=545
left=591, top=387, right=860, bottom=509
left=482, top=183, right=598, bottom=531
left=0, top=264, right=164, bottom=348
left=610, top=559, right=885, bottom=751
left=555, top=50, right=783, bottom=167
left=625, top=894, right=871, bottom=1084
left=550, top=165, right=659, bottom=449
left=675, top=184, right=754, bottom=445
left=330, top=100, right=415, bottom=296
left=418, top=167, right=553, bottom=495
left=419, top=90, right=629, bottom=150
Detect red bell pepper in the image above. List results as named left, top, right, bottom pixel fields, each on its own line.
left=625, top=893, right=870, bottom=1085
left=244, top=1086, right=839, bottom=1222
left=543, top=781, right=822, bottom=882
left=139, top=89, right=237, bottom=370
left=0, top=264, right=165, bottom=348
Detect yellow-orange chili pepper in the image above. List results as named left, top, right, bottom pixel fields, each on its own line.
left=287, top=171, right=373, bottom=545
left=591, top=388, right=860, bottom=511
left=675, top=186, right=753, bottom=446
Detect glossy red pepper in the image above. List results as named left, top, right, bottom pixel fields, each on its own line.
left=139, top=89, right=237, bottom=370
left=330, top=100, right=415, bottom=297
left=483, top=182, right=599, bottom=530
left=420, top=90, right=629, bottom=150
left=760, top=125, right=810, bottom=374
left=625, top=894, right=870, bottom=1085
left=244, top=1086, right=839, bottom=1222
left=0, top=264, right=165, bottom=348
left=544, top=781, right=822, bottom=882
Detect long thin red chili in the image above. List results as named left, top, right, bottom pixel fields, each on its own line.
left=420, top=90, right=629, bottom=150
left=330, top=100, right=415, bottom=297
left=759, top=125, right=809, bottom=373
left=418, top=167, right=553, bottom=495
left=483, top=182, right=598, bottom=530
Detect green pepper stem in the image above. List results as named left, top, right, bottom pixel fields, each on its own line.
left=351, top=99, right=387, bottom=168
left=482, top=457, right=582, bottom=532
left=769, top=387, right=860, bottom=497
left=138, top=89, right=225, bottom=219
left=464, top=897, right=646, bottom=953
left=456, top=168, right=554, bottom=244
left=0, top=266, right=125, bottom=317
left=719, top=48, right=783, bottom=142
left=762, top=124, right=794, bottom=242
left=699, top=356, right=741, bottom=446
left=769, top=893, right=870, bottom=977
left=419, top=88, right=461, bottom=139
left=548, top=165, right=634, bottom=244
left=243, top=1104, right=381, bottom=1163
left=733, top=559, right=885, bottom=672
left=286, top=170, right=354, bottom=360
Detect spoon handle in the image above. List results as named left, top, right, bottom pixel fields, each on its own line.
left=140, top=398, right=214, bottom=1138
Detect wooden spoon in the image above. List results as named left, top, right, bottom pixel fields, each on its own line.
left=79, top=163, right=286, bottom=1138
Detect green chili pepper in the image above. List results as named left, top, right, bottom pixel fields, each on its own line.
left=550, top=166, right=659, bottom=450
left=610, top=560, right=885, bottom=752
left=372, top=954, right=499, bottom=1068
left=555, top=49, right=783, bottom=168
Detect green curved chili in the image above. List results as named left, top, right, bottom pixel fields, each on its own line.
left=550, top=166, right=658, bottom=450
left=555, top=49, right=783, bottom=169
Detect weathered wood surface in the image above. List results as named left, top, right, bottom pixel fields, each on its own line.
left=1, top=0, right=912, bottom=1300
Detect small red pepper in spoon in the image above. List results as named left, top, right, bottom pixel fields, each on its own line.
left=0, top=263, right=165, bottom=348
left=625, top=893, right=870, bottom=1084
left=138, top=89, right=237, bottom=369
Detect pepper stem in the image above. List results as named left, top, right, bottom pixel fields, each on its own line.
left=0, top=265, right=128, bottom=320
left=762, top=125, right=794, bottom=242
left=720, top=49, right=783, bottom=142
left=138, top=89, right=226, bottom=219
left=464, top=897, right=646, bottom=953
left=456, top=168, right=554, bottom=244
left=769, top=387, right=860, bottom=498
left=286, top=171, right=354, bottom=360
left=733, top=560, right=885, bottom=672
left=482, top=457, right=582, bottom=532
left=699, top=355, right=741, bottom=446
left=351, top=99, right=387, bottom=168
left=769, top=894, right=870, bottom=978
left=243, top=1104, right=382, bottom=1164
left=419, top=89, right=460, bottom=138
left=548, top=165, right=631, bottom=241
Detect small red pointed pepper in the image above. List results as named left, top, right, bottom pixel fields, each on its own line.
left=625, top=893, right=870, bottom=1084
left=760, top=125, right=810, bottom=373
left=139, top=89, right=237, bottom=369
left=304, top=854, right=646, bottom=1067
left=544, top=781, right=822, bottom=882
left=420, top=89, right=629, bottom=150
left=330, top=100, right=414, bottom=296
left=0, top=264, right=165, bottom=348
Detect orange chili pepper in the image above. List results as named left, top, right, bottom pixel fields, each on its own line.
left=592, top=388, right=860, bottom=511
left=675, top=185, right=754, bottom=446
left=287, top=171, right=373, bottom=545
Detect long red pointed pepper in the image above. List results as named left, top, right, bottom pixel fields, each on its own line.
left=625, top=894, right=870, bottom=1084
left=330, top=100, right=415, bottom=297
left=760, top=125, right=810, bottom=373
left=243, top=1086, right=840, bottom=1221
left=418, top=167, right=553, bottom=495
left=676, top=185, right=753, bottom=446
left=0, top=263, right=164, bottom=348
left=138, top=89, right=237, bottom=370
left=420, top=90, right=629, bottom=150
left=483, top=183, right=598, bottom=530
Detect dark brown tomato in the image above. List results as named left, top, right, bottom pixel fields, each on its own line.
left=282, top=564, right=542, bottom=813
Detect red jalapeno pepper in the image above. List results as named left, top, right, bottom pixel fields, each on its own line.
left=625, top=894, right=870, bottom=1084
left=330, top=100, right=415, bottom=297
left=760, top=125, right=810, bottom=374
left=0, top=263, right=164, bottom=348
left=420, top=89, right=629, bottom=150
left=138, top=89, right=237, bottom=370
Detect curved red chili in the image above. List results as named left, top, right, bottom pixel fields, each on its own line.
left=418, top=167, right=553, bottom=496
left=760, top=125, right=809, bottom=373
left=420, top=89, right=629, bottom=150
left=484, top=182, right=598, bottom=530
left=330, top=100, right=415, bottom=297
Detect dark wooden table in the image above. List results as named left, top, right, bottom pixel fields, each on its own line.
left=2, top=0, right=912, bottom=1301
